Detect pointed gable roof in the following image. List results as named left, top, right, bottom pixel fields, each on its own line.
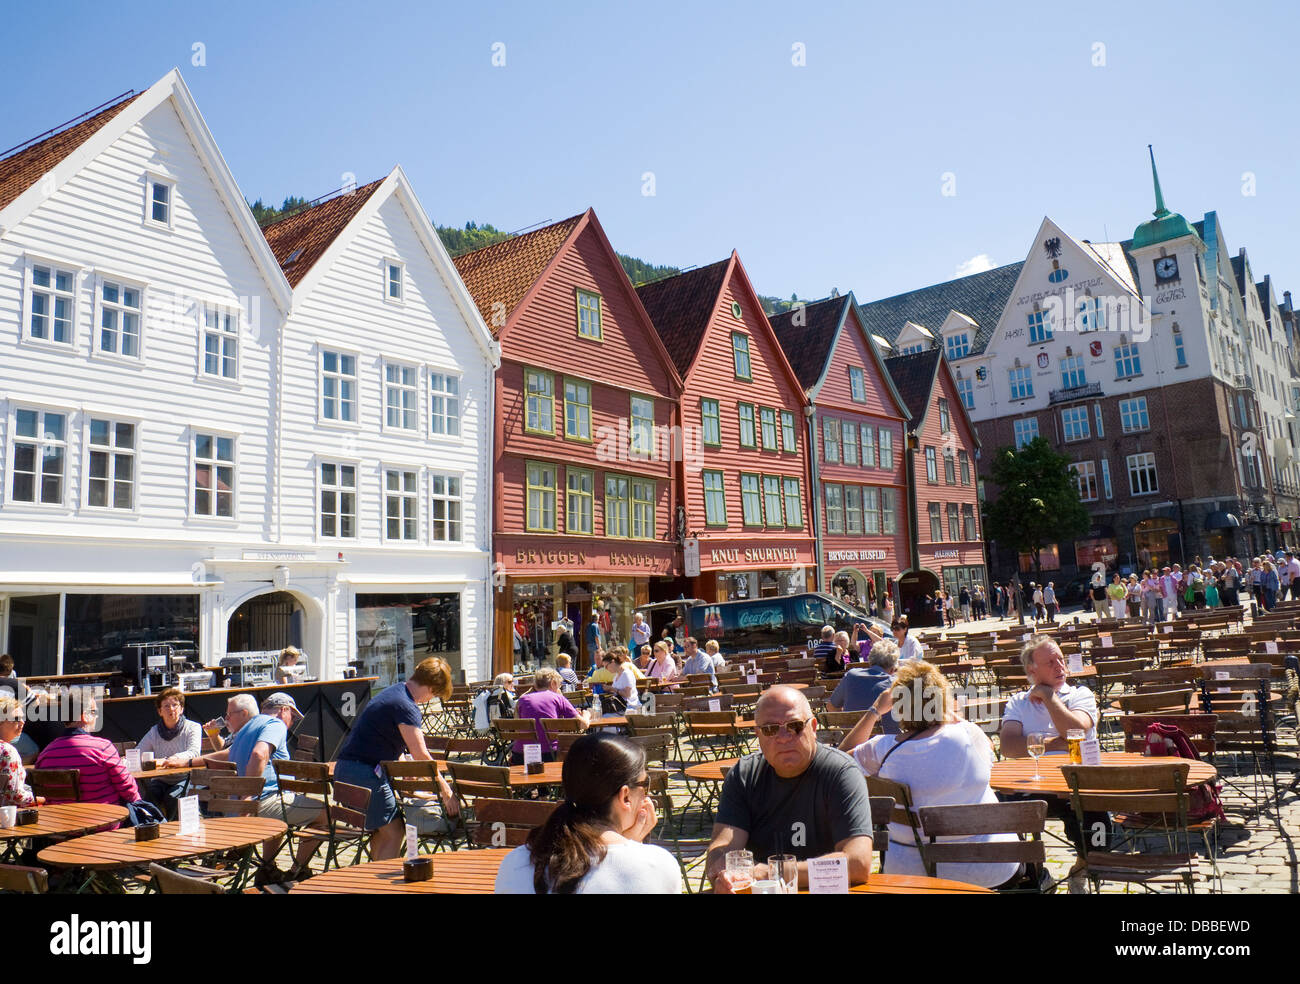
left=884, top=349, right=943, bottom=427
left=633, top=257, right=731, bottom=378
left=0, top=92, right=142, bottom=212
left=452, top=213, right=584, bottom=336
left=858, top=261, right=1024, bottom=357
left=768, top=295, right=850, bottom=389
left=261, top=180, right=383, bottom=287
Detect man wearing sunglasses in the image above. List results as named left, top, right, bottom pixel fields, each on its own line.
left=707, top=686, right=874, bottom=892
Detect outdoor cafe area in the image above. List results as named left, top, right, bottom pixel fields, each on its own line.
left=3, top=599, right=1298, bottom=902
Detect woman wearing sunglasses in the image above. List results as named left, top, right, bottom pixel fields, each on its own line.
left=494, top=734, right=680, bottom=894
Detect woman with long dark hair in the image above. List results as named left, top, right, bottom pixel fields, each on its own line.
left=494, top=734, right=680, bottom=894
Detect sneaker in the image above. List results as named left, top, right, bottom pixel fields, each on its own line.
left=1068, top=872, right=1087, bottom=894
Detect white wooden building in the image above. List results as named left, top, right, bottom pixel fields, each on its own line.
left=0, top=71, right=497, bottom=683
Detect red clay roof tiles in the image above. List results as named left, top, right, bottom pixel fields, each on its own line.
left=260, top=180, right=384, bottom=287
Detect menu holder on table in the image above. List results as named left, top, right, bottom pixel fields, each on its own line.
left=708, top=698, right=721, bottom=713
left=523, top=744, right=544, bottom=776
left=1080, top=738, right=1102, bottom=766
left=1265, top=641, right=1279, bottom=655
left=125, top=748, right=142, bottom=773
left=1067, top=653, right=1084, bottom=674
left=178, top=794, right=202, bottom=838
left=808, top=853, right=850, bottom=894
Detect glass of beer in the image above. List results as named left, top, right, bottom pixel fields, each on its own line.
left=203, top=717, right=225, bottom=750
left=726, top=849, right=754, bottom=894
left=1067, top=728, right=1084, bottom=764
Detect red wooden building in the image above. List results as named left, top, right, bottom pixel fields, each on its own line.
left=454, top=210, right=683, bottom=672
left=770, top=294, right=912, bottom=613
left=884, top=349, right=984, bottom=623
left=636, top=252, right=815, bottom=605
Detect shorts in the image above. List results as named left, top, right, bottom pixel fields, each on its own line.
left=333, top=758, right=398, bottom=831
left=258, top=790, right=326, bottom=827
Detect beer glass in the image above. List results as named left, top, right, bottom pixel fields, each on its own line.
left=1066, top=728, right=1084, bottom=764
left=726, top=849, right=754, bottom=894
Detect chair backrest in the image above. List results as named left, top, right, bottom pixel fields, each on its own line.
left=625, top=712, right=676, bottom=732
left=1120, top=714, right=1218, bottom=756
left=821, top=710, right=868, bottom=730
left=1118, top=688, right=1194, bottom=716
left=445, top=762, right=512, bottom=807
left=541, top=717, right=586, bottom=739
left=555, top=732, right=585, bottom=759
left=272, top=759, right=330, bottom=799
left=329, top=780, right=373, bottom=832
left=27, top=768, right=80, bottom=803
left=1202, top=663, right=1272, bottom=682
left=471, top=797, right=559, bottom=847
left=867, top=796, right=894, bottom=857
left=1132, top=666, right=1203, bottom=689
left=684, top=694, right=734, bottom=712
left=444, top=737, right=492, bottom=760
left=291, top=733, right=320, bottom=762
left=381, top=759, right=442, bottom=800
left=915, top=801, right=1048, bottom=875
left=623, top=733, right=671, bottom=766
left=203, top=775, right=266, bottom=816
left=864, top=774, right=922, bottom=847
left=683, top=711, right=739, bottom=728
left=148, top=862, right=224, bottom=895
left=785, top=657, right=816, bottom=671
left=1060, top=762, right=1191, bottom=841
left=0, top=864, right=48, bottom=894
left=111, top=741, right=138, bottom=756
left=654, top=693, right=684, bottom=712
left=494, top=719, right=541, bottom=740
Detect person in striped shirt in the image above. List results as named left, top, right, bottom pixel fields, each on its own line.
left=35, top=693, right=139, bottom=807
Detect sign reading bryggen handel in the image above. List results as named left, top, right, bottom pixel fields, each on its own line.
left=512, top=549, right=665, bottom=568
left=826, top=549, right=888, bottom=563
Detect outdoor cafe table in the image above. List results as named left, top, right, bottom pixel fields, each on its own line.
left=130, top=764, right=196, bottom=781
left=292, top=848, right=513, bottom=894
left=989, top=751, right=1217, bottom=797
left=37, top=816, right=287, bottom=891
left=682, top=756, right=739, bottom=818
left=585, top=716, right=628, bottom=730
left=0, top=802, right=128, bottom=863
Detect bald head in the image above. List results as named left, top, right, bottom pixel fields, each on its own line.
left=755, top=685, right=812, bottom=722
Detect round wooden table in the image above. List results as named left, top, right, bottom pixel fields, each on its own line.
left=131, top=764, right=196, bottom=781
left=684, top=757, right=739, bottom=783
left=989, top=752, right=1217, bottom=796
left=0, top=802, right=127, bottom=842
left=291, top=848, right=512, bottom=894
left=37, top=816, right=287, bottom=871
left=507, top=761, right=566, bottom=788
left=585, top=716, right=628, bottom=730
left=849, top=873, right=991, bottom=894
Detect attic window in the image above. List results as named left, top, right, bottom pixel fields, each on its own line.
left=385, top=259, right=404, bottom=303
left=146, top=175, right=172, bottom=227
left=730, top=301, right=743, bottom=320
left=286, top=248, right=304, bottom=265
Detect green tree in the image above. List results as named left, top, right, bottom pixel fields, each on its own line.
left=982, top=437, right=1091, bottom=618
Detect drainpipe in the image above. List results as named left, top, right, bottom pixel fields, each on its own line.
left=806, top=405, right=822, bottom=592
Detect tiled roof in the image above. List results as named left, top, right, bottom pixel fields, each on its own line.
left=261, top=180, right=383, bottom=287
left=452, top=213, right=584, bottom=335
left=768, top=295, right=850, bottom=389
left=884, top=349, right=942, bottom=427
left=0, top=93, right=141, bottom=212
left=634, top=257, right=731, bottom=377
left=1230, top=253, right=1248, bottom=300
left=858, top=261, right=1024, bottom=357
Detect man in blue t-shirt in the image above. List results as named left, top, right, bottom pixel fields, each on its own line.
left=197, top=692, right=325, bottom=880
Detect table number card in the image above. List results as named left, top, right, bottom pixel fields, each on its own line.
left=708, top=698, right=721, bottom=713
left=523, top=744, right=542, bottom=766
left=746, top=674, right=757, bottom=685
left=1067, top=653, right=1084, bottom=674
left=1021, top=633, right=1031, bottom=642
left=405, top=824, right=418, bottom=861
left=808, top=853, right=851, bottom=894
left=1080, top=738, right=1102, bottom=766
left=1100, top=636, right=1113, bottom=649
left=125, top=748, right=142, bottom=774
left=1215, top=671, right=1229, bottom=681
left=178, top=794, right=201, bottom=836
left=1265, top=641, right=1279, bottom=655
left=1163, top=625, right=1173, bottom=634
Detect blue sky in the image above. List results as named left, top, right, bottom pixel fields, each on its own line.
left=5, top=0, right=1298, bottom=304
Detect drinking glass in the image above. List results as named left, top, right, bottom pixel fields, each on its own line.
left=1027, top=732, right=1046, bottom=781
left=725, top=849, right=754, bottom=893
left=768, top=854, right=798, bottom=894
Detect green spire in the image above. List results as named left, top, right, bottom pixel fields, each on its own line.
left=1148, top=144, right=1169, bottom=219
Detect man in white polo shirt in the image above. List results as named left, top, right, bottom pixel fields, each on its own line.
left=1286, top=552, right=1300, bottom=602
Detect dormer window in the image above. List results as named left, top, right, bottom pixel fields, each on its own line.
left=945, top=332, right=970, bottom=360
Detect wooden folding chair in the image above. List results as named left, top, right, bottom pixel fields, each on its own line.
left=916, top=801, right=1049, bottom=892
left=0, top=864, right=48, bottom=894
left=682, top=711, right=745, bottom=760
left=471, top=797, right=558, bottom=847
left=383, top=760, right=462, bottom=851
left=445, top=762, right=514, bottom=822
left=148, top=862, right=225, bottom=895
left=868, top=796, right=894, bottom=863
left=290, top=733, right=320, bottom=762
left=865, top=775, right=925, bottom=859
left=27, top=768, right=80, bottom=803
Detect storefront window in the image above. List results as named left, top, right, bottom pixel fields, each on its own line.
left=356, top=592, right=461, bottom=688
left=511, top=582, right=561, bottom=669
left=1133, top=519, right=1178, bottom=571
left=830, top=570, right=865, bottom=608
left=716, top=568, right=806, bottom=602
left=1074, top=538, right=1118, bottom=570
left=1018, top=546, right=1060, bottom=573
left=592, top=582, right=634, bottom=651
left=62, top=593, right=199, bottom=677
left=717, top=572, right=758, bottom=601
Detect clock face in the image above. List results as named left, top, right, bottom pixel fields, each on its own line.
left=1155, top=256, right=1179, bottom=281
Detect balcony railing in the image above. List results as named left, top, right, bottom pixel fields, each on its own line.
left=1233, top=373, right=1256, bottom=390
left=1048, top=381, right=1103, bottom=405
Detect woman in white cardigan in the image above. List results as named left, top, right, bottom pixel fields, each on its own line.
left=137, top=688, right=202, bottom=816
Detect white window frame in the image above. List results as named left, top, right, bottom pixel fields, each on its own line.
left=384, top=258, right=405, bottom=305
left=1072, top=460, right=1099, bottom=502
left=1100, top=457, right=1113, bottom=499
left=1059, top=355, right=1086, bottom=390
left=190, top=428, right=238, bottom=521
left=1013, top=417, right=1039, bottom=449
left=1009, top=366, right=1034, bottom=401
left=22, top=255, right=79, bottom=351
left=1027, top=309, right=1054, bottom=344
left=317, top=458, right=359, bottom=540
left=92, top=274, right=146, bottom=362
left=318, top=347, right=361, bottom=427
left=1061, top=406, right=1090, bottom=442
left=144, top=172, right=174, bottom=229
left=429, top=369, right=462, bottom=439
left=566, top=467, right=594, bottom=535
left=1094, top=403, right=1104, bottom=439
left=1119, top=397, right=1150, bottom=433
left=7, top=403, right=72, bottom=508
left=430, top=472, right=463, bottom=543
left=1127, top=452, right=1159, bottom=496
left=1114, top=343, right=1142, bottom=379
left=198, top=302, right=240, bottom=383
left=382, top=465, right=421, bottom=542
left=848, top=366, right=867, bottom=402
left=630, top=395, right=655, bottom=459
left=956, top=376, right=974, bottom=410
left=383, top=360, right=419, bottom=433
left=84, top=414, right=140, bottom=513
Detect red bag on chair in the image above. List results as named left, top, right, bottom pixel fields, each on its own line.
left=1143, top=722, right=1226, bottom=822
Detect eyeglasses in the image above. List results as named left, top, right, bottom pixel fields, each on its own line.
left=628, top=776, right=651, bottom=791
left=755, top=718, right=811, bottom=738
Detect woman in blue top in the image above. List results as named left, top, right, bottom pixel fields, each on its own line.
left=334, top=657, right=454, bottom=860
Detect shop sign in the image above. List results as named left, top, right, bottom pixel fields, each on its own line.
left=684, top=537, right=701, bottom=578
left=826, top=549, right=888, bottom=563
left=932, top=549, right=960, bottom=560
left=514, top=549, right=588, bottom=566
left=241, top=550, right=315, bottom=562
left=710, top=546, right=800, bottom=566
left=609, top=552, right=662, bottom=567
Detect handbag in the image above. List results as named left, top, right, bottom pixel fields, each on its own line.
left=126, top=800, right=166, bottom=827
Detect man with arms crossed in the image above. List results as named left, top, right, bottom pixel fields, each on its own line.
left=707, top=686, right=873, bottom=892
